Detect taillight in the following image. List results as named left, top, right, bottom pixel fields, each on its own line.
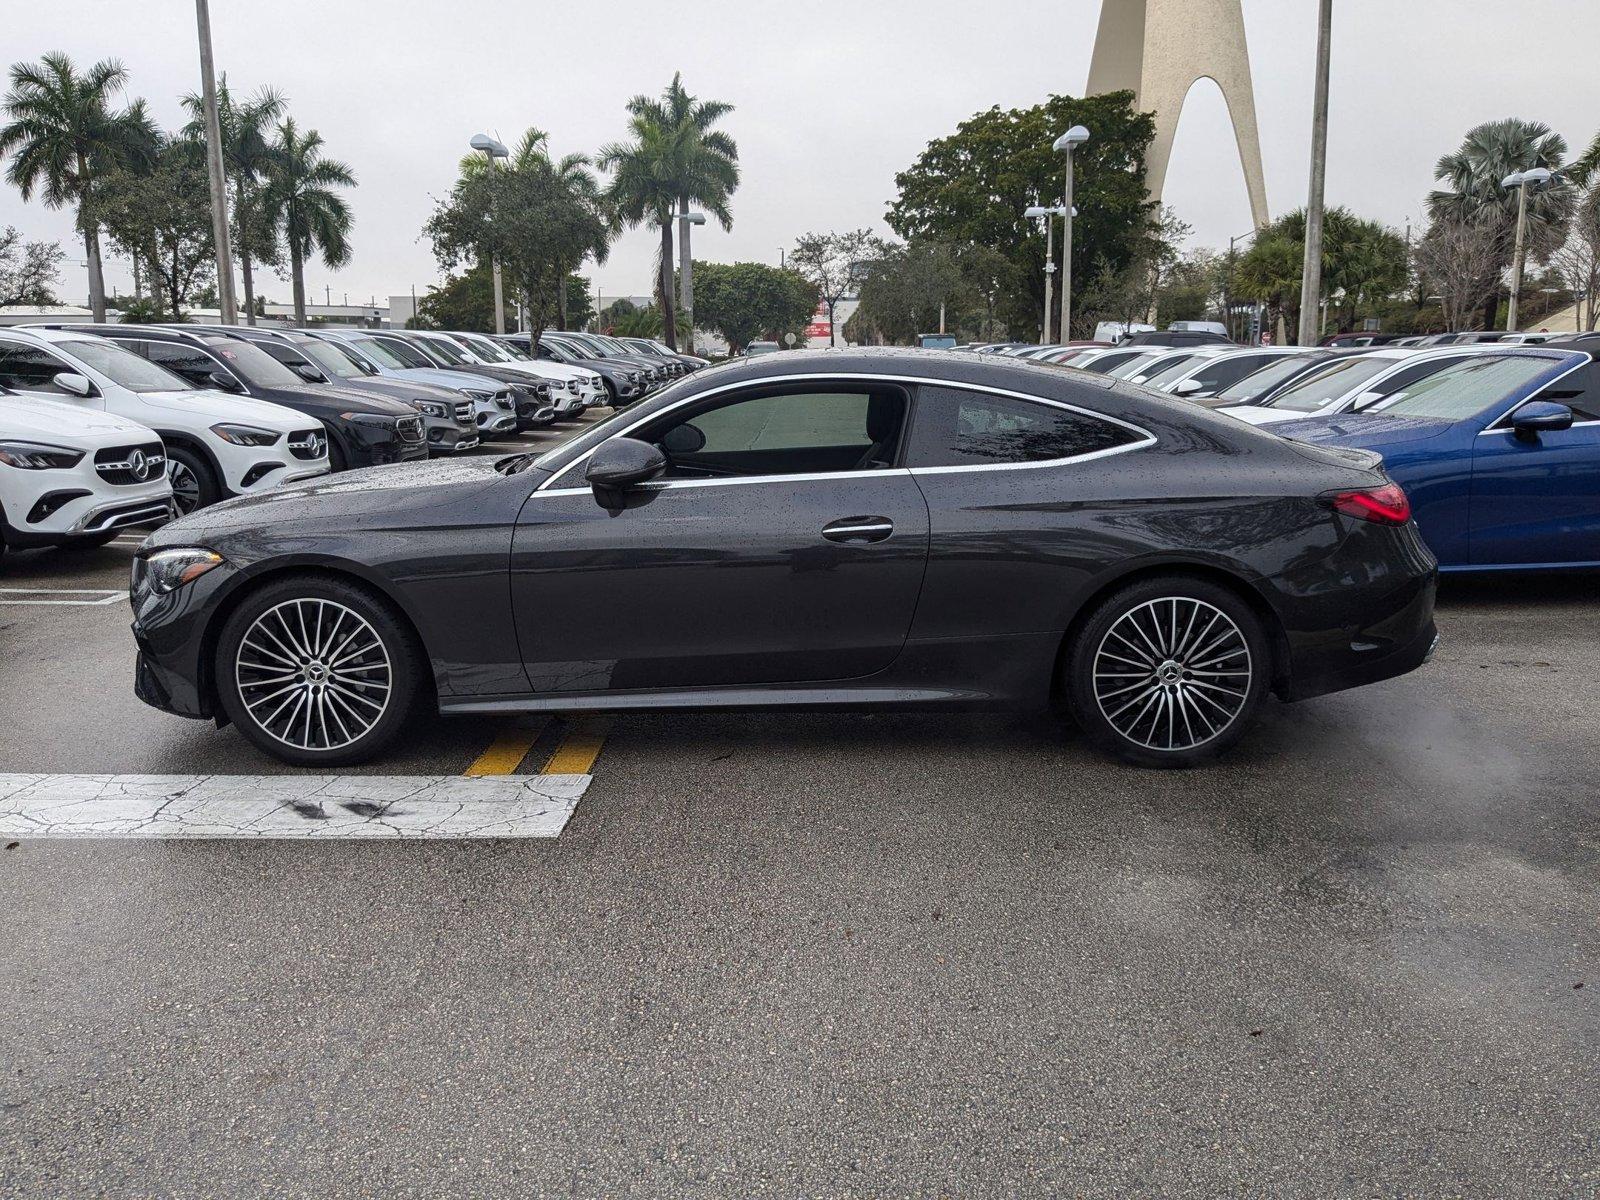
left=1321, top=482, right=1411, bottom=526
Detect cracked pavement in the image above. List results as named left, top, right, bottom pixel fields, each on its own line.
left=0, top=533, right=1597, bottom=1197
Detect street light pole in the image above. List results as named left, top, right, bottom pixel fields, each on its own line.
left=1297, top=0, right=1333, bottom=347
left=678, top=208, right=706, bottom=356
left=195, top=0, right=237, bottom=325
left=1025, top=204, right=1069, bottom=344
left=470, top=134, right=510, bottom=334
left=1501, top=168, right=1551, bottom=332
left=1053, top=126, right=1090, bottom=342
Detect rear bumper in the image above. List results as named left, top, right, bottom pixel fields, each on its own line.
left=1281, top=613, right=1438, bottom=702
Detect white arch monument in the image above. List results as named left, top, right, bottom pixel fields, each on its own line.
left=1087, top=0, right=1271, bottom=228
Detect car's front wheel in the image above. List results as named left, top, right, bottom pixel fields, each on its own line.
left=1064, top=576, right=1269, bottom=768
left=214, top=574, right=424, bottom=767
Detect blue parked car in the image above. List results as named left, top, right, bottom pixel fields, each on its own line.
left=1275, top=344, right=1600, bottom=572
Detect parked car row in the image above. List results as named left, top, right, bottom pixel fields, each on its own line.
left=1038, top=336, right=1600, bottom=574
left=0, top=320, right=705, bottom=564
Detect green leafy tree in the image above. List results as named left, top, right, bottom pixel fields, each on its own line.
left=565, top=274, right=595, bottom=329
left=1233, top=207, right=1407, bottom=341
left=410, top=261, right=499, bottom=331
left=425, top=143, right=608, bottom=339
left=0, top=225, right=62, bottom=306
left=599, top=72, right=739, bottom=350
left=690, top=260, right=816, bottom=351
left=181, top=77, right=285, bottom=325
left=1428, top=118, right=1571, bottom=329
left=886, top=91, right=1158, bottom=337
left=604, top=302, right=664, bottom=338
left=0, top=52, right=151, bottom=320
left=263, top=117, right=355, bottom=324
left=854, top=240, right=970, bottom=344
left=497, top=130, right=608, bottom=330
left=99, top=138, right=215, bottom=319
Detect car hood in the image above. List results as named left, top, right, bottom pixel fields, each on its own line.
left=149, top=455, right=510, bottom=542
left=387, top=366, right=509, bottom=393
left=138, top=388, right=316, bottom=431
left=1273, top=412, right=1457, bottom=451
left=294, top=381, right=418, bottom=416
left=0, top=395, right=152, bottom=440
left=340, top=375, right=461, bottom=403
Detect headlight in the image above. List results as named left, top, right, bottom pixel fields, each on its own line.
left=134, top=548, right=224, bottom=595
left=415, top=399, right=449, bottom=418
left=338, top=412, right=398, bottom=427
left=209, top=423, right=281, bottom=447
left=0, top=441, right=84, bottom=469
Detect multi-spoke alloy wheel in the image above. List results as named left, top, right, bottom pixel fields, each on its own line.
left=167, top=459, right=202, bottom=514
left=235, top=598, right=393, bottom=752
left=216, top=577, right=421, bottom=766
left=1066, top=577, right=1268, bottom=767
left=1092, top=597, right=1252, bottom=752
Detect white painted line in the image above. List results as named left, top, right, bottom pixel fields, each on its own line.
left=0, top=588, right=126, bottom=606
left=0, top=773, right=590, bottom=839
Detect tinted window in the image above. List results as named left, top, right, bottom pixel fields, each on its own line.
left=643, top=387, right=905, bottom=478
left=348, top=337, right=409, bottom=369
left=1212, top=354, right=1318, bottom=403
left=1138, top=353, right=1203, bottom=386
left=144, top=342, right=229, bottom=386
left=0, top=341, right=79, bottom=393
left=904, top=386, right=1140, bottom=468
left=1529, top=361, right=1600, bottom=421
left=373, top=337, right=435, bottom=369
left=416, top=336, right=471, bottom=366
left=1184, top=353, right=1280, bottom=396
left=205, top=339, right=309, bottom=388
left=60, top=338, right=192, bottom=392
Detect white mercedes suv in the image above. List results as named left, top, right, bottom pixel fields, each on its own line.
left=0, top=389, right=173, bottom=562
left=0, top=328, right=328, bottom=513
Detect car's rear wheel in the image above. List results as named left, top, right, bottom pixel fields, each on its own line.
left=1064, top=576, right=1269, bottom=768
left=214, top=575, right=423, bottom=767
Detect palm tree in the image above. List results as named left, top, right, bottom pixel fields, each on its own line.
left=181, top=78, right=285, bottom=324
left=262, top=117, right=354, bottom=324
left=1428, top=118, right=1571, bottom=329
left=599, top=72, right=738, bottom=349
left=0, top=52, right=148, bottom=321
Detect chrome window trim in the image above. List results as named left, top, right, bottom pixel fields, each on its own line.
left=533, top=372, right=1156, bottom=493
left=1476, top=359, right=1592, bottom=433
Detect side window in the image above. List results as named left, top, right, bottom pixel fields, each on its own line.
left=644, top=387, right=907, bottom=479
left=1530, top=362, right=1600, bottom=422
left=0, top=342, right=78, bottom=394
left=904, top=385, right=1142, bottom=468
left=146, top=342, right=226, bottom=386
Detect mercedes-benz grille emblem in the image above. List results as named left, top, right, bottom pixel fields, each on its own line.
left=129, top=448, right=150, bottom=481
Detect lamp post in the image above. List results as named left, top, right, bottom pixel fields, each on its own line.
left=195, top=0, right=236, bottom=325
left=677, top=209, right=706, bottom=355
left=1501, top=167, right=1553, bottom=332
left=470, top=133, right=510, bottom=334
left=1052, top=126, right=1090, bottom=342
left=1025, top=204, right=1071, bottom=344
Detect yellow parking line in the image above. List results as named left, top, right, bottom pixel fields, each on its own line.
left=464, top=718, right=548, bottom=776
left=541, top=717, right=611, bottom=775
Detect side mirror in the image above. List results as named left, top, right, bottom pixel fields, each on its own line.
left=1170, top=378, right=1203, bottom=397
left=208, top=370, right=244, bottom=393
left=52, top=372, right=94, bottom=398
left=585, top=436, right=666, bottom=507
left=1512, top=400, right=1574, bottom=440
left=294, top=362, right=328, bottom=383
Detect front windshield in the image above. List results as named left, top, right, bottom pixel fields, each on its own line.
left=540, top=340, right=578, bottom=363
left=205, top=339, right=306, bottom=388
left=458, top=334, right=516, bottom=363
left=417, top=336, right=471, bottom=366
left=1263, top=356, right=1397, bottom=412
left=1375, top=355, right=1558, bottom=421
left=1108, top=352, right=1166, bottom=380
left=61, top=338, right=193, bottom=392
left=1214, top=353, right=1318, bottom=403
left=349, top=336, right=408, bottom=369
left=296, top=339, right=364, bottom=379
left=1141, top=354, right=1204, bottom=387
left=373, top=337, right=436, bottom=369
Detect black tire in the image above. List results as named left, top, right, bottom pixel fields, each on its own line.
left=214, top=574, right=425, bottom=767
left=167, top=445, right=220, bottom=514
left=327, top=435, right=349, bottom=472
left=1063, top=575, right=1270, bottom=768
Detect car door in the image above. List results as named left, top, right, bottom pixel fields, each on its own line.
left=0, top=339, right=102, bottom=406
left=509, top=380, right=931, bottom=693
left=1470, top=370, right=1600, bottom=567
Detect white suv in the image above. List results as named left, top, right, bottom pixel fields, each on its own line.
left=0, top=328, right=328, bottom=513
left=0, top=391, right=173, bottom=561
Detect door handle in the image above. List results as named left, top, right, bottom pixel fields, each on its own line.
left=821, top=516, right=894, bottom=543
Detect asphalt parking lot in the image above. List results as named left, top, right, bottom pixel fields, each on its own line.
left=1, top=427, right=1596, bottom=1195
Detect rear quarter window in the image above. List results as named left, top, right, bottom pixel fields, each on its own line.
left=905, top=385, right=1144, bottom=468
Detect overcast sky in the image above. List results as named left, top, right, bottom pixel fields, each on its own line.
left=5, top=0, right=1599, bottom=309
